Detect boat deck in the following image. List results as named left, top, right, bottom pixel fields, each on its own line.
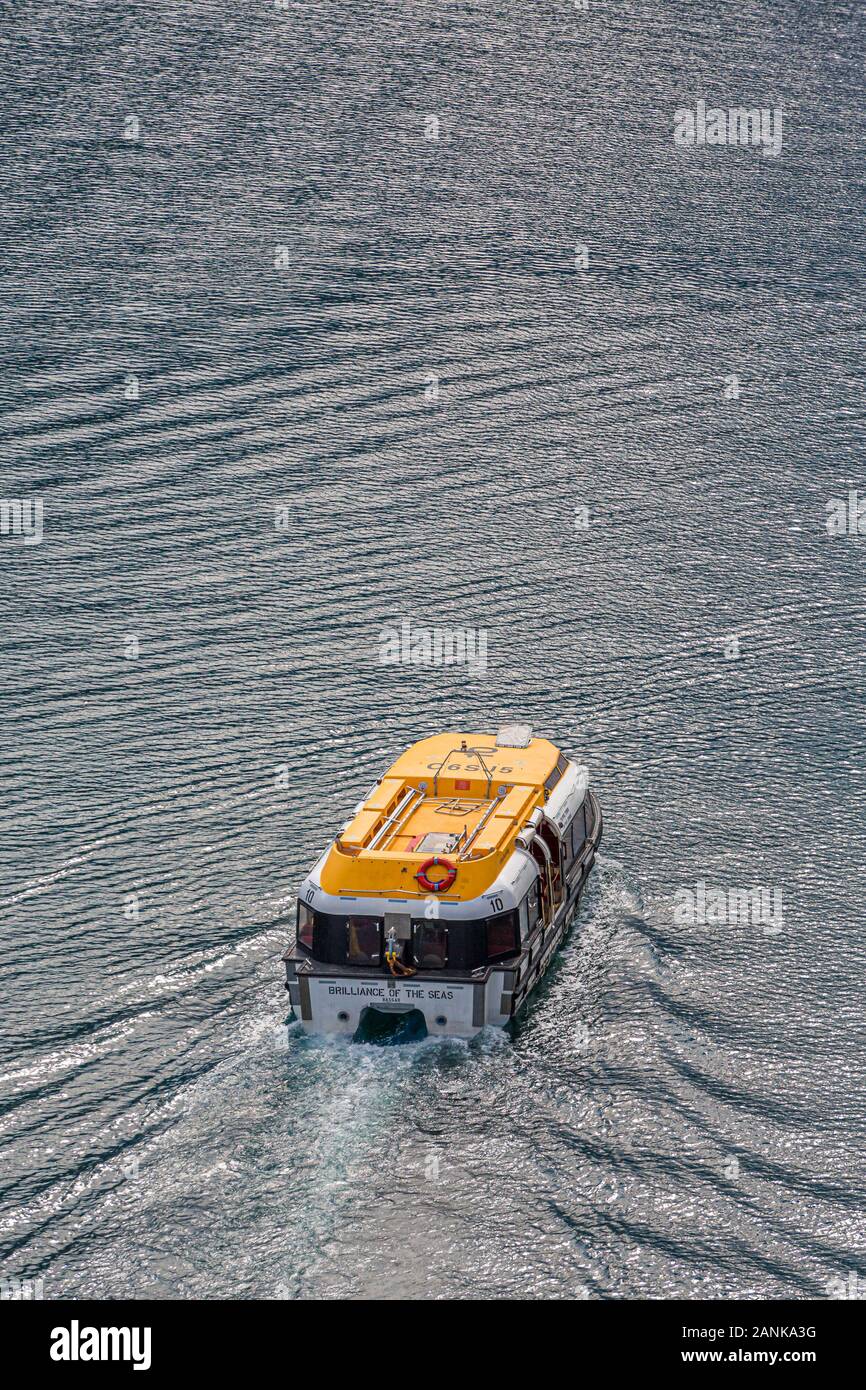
left=318, top=731, right=567, bottom=901
left=338, top=782, right=540, bottom=861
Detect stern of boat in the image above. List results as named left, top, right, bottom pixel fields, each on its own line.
left=283, top=955, right=516, bottom=1039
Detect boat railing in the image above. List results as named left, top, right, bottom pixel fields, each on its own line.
left=457, top=785, right=508, bottom=860
left=366, top=786, right=423, bottom=850
left=430, top=741, right=495, bottom=799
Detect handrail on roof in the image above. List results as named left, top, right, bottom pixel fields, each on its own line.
left=366, top=786, right=422, bottom=851
left=457, top=785, right=508, bottom=861
left=431, top=740, right=494, bottom=799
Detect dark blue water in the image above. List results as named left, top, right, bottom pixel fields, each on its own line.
left=1, top=1, right=864, bottom=1299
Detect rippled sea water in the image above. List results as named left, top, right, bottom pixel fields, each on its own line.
left=1, top=1, right=864, bottom=1300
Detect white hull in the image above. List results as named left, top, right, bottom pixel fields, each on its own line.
left=295, top=969, right=512, bottom=1039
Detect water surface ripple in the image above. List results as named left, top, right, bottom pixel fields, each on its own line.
left=0, top=1, right=863, bottom=1299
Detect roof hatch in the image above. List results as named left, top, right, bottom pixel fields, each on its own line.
left=495, top=722, right=533, bottom=749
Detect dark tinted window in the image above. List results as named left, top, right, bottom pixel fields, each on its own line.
left=433, top=918, right=485, bottom=970
left=526, top=881, right=541, bottom=931
left=414, top=922, right=447, bottom=968
left=562, top=806, right=586, bottom=867
left=571, top=804, right=587, bottom=857
left=297, top=902, right=314, bottom=951
left=519, top=895, right=530, bottom=941
left=317, top=912, right=361, bottom=964
left=543, top=752, right=570, bottom=796
left=487, top=911, right=519, bottom=961
left=346, top=916, right=381, bottom=964
left=562, top=822, right=576, bottom=868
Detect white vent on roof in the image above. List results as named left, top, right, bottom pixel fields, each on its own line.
left=496, top=722, right=532, bottom=748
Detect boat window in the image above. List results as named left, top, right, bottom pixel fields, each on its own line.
left=487, top=911, right=519, bottom=961
left=561, top=821, right=575, bottom=869
left=526, top=880, right=541, bottom=932
left=346, top=916, right=381, bottom=965
left=519, top=895, right=530, bottom=941
left=562, top=806, right=584, bottom=868
left=297, top=902, right=315, bottom=951
left=543, top=752, right=570, bottom=797
left=414, top=922, right=447, bottom=969
left=428, top=918, right=485, bottom=970
left=571, top=805, right=587, bottom=858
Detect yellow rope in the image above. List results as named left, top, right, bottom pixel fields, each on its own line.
left=385, top=949, right=417, bottom=978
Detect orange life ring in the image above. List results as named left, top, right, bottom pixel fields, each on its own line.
left=415, top=856, right=457, bottom=893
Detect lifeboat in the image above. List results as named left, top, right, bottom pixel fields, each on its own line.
left=282, top=725, right=602, bottom=1038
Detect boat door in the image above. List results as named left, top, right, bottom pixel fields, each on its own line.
left=536, top=817, right=565, bottom=910
left=529, top=835, right=556, bottom=927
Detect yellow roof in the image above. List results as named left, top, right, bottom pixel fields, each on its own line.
left=318, top=732, right=563, bottom=901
